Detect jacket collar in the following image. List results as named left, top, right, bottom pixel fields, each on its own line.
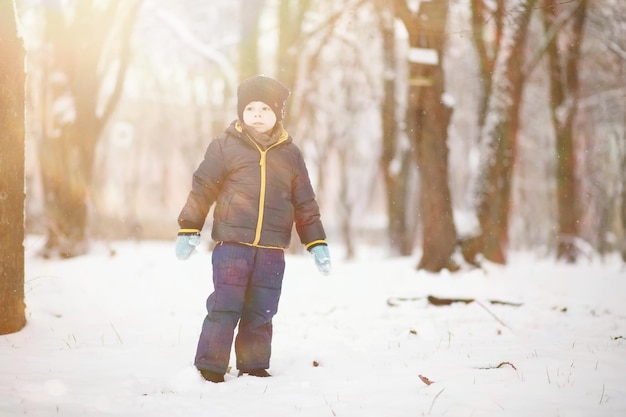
left=230, top=120, right=290, bottom=147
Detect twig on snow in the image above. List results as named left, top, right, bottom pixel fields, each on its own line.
left=474, top=300, right=510, bottom=329
left=478, top=361, right=518, bottom=370
left=428, top=388, right=446, bottom=415
left=599, top=384, right=605, bottom=405
left=497, top=361, right=517, bottom=370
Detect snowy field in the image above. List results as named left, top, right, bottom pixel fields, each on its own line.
left=2, top=237, right=625, bottom=417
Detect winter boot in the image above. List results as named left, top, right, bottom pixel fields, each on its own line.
left=199, top=369, right=225, bottom=383
left=238, top=369, right=271, bottom=378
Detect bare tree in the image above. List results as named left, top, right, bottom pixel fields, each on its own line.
left=270, top=0, right=379, bottom=257
left=33, top=0, right=142, bottom=257
left=395, top=0, right=458, bottom=272
left=465, top=0, right=537, bottom=265
left=238, top=0, right=313, bottom=101
left=375, top=0, right=414, bottom=256
left=328, top=53, right=380, bottom=260
left=573, top=0, right=625, bottom=259
left=543, top=0, right=588, bottom=262
left=0, top=0, right=26, bottom=335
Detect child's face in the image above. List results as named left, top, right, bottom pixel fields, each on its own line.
left=242, top=101, right=277, bottom=134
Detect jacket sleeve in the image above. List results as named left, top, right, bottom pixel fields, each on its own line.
left=291, top=148, right=327, bottom=246
left=177, top=138, right=225, bottom=230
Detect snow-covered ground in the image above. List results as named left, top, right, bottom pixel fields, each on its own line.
left=2, top=237, right=625, bottom=416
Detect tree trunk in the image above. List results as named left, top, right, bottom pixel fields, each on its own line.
left=396, top=0, right=457, bottom=272
left=621, top=141, right=626, bottom=263
left=544, top=0, right=588, bottom=262
left=472, top=0, right=537, bottom=265
left=239, top=0, right=264, bottom=79
left=470, top=0, right=503, bottom=132
left=276, top=0, right=312, bottom=127
left=377, top=0, right=413, bottom=256
left=37, top=1, right=141, bottom=257
left=337, top=150, right=355, bottom=259
left=277, top=0, right=306, bottom=76
left=0, top=0, right=26, bottom=334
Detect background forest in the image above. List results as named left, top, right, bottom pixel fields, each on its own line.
left=2, top=2, right=626, bottom=413
left=4, top=0, right=626, bottom=267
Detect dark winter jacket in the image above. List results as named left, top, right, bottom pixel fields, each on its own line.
left=178, top=120, right=326, bottom=249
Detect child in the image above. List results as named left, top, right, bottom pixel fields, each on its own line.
left=175, top=75, right=331, bottom=383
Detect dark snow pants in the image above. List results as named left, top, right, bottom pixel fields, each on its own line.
left=194, top=242, right=285, bottom=375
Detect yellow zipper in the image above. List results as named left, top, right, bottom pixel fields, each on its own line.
left=243, top=127, right=289, bottom=247
left=253, top=149, right=267, bottom=245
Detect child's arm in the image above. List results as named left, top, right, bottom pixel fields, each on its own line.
left=291, top=149, right=331, bottom=275
left=177, top=139, right=225, bottom=231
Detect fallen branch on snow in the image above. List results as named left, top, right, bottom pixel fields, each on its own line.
left=386, top=295, right=522, bottom=307
left=426, top=295, right=522, bottom=307
left=473, top=299, right=511, bottom=329
left=478, top=361, right=518, bottom=370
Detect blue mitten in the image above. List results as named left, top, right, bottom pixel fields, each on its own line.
left=309, top=244, right=331, bottom=276
left=175, top=230, right=201, bottom=260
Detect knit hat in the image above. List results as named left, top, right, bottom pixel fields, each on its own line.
left=237, top=75, right=290, bottom=122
